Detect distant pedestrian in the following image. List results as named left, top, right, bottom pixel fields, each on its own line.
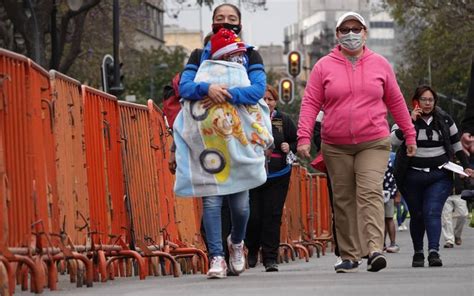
left=246, top=85, right=297, bottom=272
left=442, top=171, right=470, bottom=248
left=383, top=152, right=400, bottom=253
left=297, top=11, right=417, bottom=273
left=175, top=3, right=270, bottom=279
left=392, top=85, right=473, bottom=268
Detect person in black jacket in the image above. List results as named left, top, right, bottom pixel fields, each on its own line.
left=246, top=85, right=297, bottom=272
left=391, top=85, right=473, bottom=268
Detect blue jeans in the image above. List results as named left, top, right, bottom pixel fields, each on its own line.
left=403, top=168, right=453, bottom=252
left=202, top=191, right=250, bottom=258
left=396, top=197, right=408, bottom=226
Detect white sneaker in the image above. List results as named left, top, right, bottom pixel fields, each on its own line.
left=227, top=235, right=246, bottom=274
left=207, top=256, right=227, bottom=279
left=386, top=243, right=400, bottom=253
left=398, top=224, right=408, bottom=231
left=334, top=256, right=343, bottom=267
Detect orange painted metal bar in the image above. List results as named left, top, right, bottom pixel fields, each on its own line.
left=118, top=101, right=162, bottom=246
left=147, top=101, right=180, bottom=243
left=49, top=71, right=90, bottom=244
left=28, top=59, right=60, bottom=244
left=82, top=86, right=126, bottom=243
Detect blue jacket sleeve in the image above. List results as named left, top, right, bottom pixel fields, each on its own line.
left=179, top=48, right=209, bottom=100
left=228, top=64, right=266, bottom=105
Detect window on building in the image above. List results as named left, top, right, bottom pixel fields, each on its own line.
left=139, top=2, right=164, bottom=40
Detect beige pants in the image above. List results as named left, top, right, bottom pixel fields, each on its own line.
left=442, top=194, right=468, bottom=244
left=322, top=137, right=390, bottom=261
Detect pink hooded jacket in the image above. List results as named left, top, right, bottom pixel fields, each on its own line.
left=297, top=46, right=416, bottom=146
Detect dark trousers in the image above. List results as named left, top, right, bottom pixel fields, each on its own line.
left=403, top=168, right=453, bottom=252
left=245, top=173, right=291, bottom=264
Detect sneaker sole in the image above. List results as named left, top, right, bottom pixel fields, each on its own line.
left=412, top=262, right=424, bottom=267
left=428, top=261, right=443, bottom=267
left=207, top=272, right=227, bottom=279
left=335, top=267, right=358, bottom=273
left=367, top=255, right=387, bottom=272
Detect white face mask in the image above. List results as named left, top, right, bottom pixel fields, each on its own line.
left=227, top=54, right=245, bottom=64
left=338, top=31, right=364, bottom=51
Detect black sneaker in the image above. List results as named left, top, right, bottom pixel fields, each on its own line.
left=428, top=252, right=442, bottom=267
left=367, top=252, right=387, bottom=272
left=265, top=262, right=279, bottom=272
left=412, top=252, right=424, bottom=267
left=335, top=259, right=359, bottom=273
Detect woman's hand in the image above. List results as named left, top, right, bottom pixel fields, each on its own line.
left=201, top=97, right=215, bottom=109
left=208, top=84, right=231, bottom=104
left=297, top=144, right=311, bottom=159
left=464, top=168, right=474, bottom=178
left=168, top=151, right=177, bottom=175
left=406, top=144, right=417, bottom=157
left=281, top=142, right=290, bottom=154
left=411, top=106, right=422, bottom=121
left=461, top=132, right=474, bottom=156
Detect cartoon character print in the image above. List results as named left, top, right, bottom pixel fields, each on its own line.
left=198, top=101, right=248, bottom=183
left=245, top=104, right=271, bottom=148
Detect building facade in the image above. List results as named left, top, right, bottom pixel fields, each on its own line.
left=164, top=25, right=203, bottom=54
left=285, top=0, right=397, bottom=67
left=134, top=0, right=165, bottom=50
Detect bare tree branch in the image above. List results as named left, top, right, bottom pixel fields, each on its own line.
left=57, top=0, right=100, bottom=72
left=59, top=12, right=87, bottom=74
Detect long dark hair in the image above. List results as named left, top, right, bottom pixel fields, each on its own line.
left=212, top=3, right=241, bottom=23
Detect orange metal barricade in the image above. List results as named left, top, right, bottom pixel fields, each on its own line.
left=147, top=101, right=179, bottom=243
left=283, top=164, right=304, bottom=243
left=311, top=175, right=332, bottom=240
left=83, top=86, right=127, bottom=243
left=50, top=71, right=90, bottom=244
left=118, top=101, right=162, bottom=246
left=0, top=49, right=59, bottom=248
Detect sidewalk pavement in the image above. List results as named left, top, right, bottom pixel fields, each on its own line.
left=16, top=222, right=474, bottom=296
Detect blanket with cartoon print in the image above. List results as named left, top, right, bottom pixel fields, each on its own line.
left=173, top=60, right=273, bottom=197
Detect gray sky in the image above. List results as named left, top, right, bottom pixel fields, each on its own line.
left=164, top=0, right=298, bottom=47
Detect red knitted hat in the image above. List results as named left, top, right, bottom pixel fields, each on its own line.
left=210, top=28, right=246, bottom=60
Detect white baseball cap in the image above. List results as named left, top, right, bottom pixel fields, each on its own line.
left=336, top=12, right=367, bottom=29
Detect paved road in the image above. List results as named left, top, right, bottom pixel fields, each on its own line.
left=16, top=222, right=474, bottom=296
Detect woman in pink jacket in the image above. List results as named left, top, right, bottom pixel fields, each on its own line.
left=297, top=12, right=417, bottom=273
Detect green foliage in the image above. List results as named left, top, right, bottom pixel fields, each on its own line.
left=124, top=47, right=188, bottom=105
left=384, top=0, right=474, bottom=123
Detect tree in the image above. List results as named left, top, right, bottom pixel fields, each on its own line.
left=1, top=0, right=101, bottom=72
left=383, top=0, right=474, bottom=122
left=0, top=0, right=214, bottom=73
left=125, top=46, right=187, bottom=105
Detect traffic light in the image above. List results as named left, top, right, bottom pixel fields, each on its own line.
left=279, top=78, right=294, bottom=104
left=101, top=54, right=124, bottom=96
left=101, top=54, right=114, bottom=93
left=287, top=51, right=301, bottom=77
